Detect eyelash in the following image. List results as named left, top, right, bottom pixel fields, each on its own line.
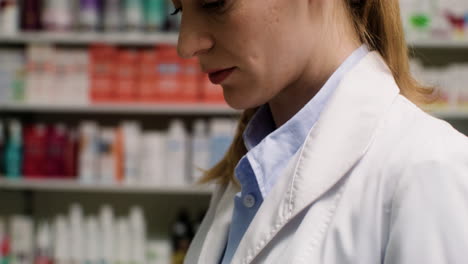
left=170, top=8, right=182, bottom=16
left=170, top=0, right=226, bottom=16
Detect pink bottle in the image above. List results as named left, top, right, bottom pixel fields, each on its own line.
left=45, top=124, right=67, bottom=178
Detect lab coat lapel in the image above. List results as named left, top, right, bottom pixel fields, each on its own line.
left=196, top=182, right=239, bottom=264
left=231, top=52, right=401, bottom=264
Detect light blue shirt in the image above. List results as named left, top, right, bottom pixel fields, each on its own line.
left=219, top=45, right=370, bottom=264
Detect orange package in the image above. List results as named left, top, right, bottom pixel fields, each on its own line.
left=155, top=45, right=183, bottom=102
left=138, top=48, right=160, bottom=102
left=116, top=49, right=140, bottom=102
left=89, top=45, right=117, bottom=103
left=179, top=57, right=202, bottom=103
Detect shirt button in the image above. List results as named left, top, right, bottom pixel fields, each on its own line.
left=243, top=194, right=256, bottom=208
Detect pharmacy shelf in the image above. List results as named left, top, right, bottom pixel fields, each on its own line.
left=0, top=103, right=239, bottom=115
left=0, top=178, right=213, bottom=195
left=1, top=32, right=467, bottom=49
left=408, top=38, right=468, bottom=49
left=0, top=32, right=179, bottom=45
left=2, top=103, right=468, bottom=119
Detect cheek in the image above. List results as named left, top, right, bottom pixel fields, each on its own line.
left=216, top=0, right=308, bottom=107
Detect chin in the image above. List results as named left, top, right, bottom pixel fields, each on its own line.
left=223, top=88, right=264, bottom=110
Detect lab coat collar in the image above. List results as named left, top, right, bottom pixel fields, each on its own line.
left=230, top=51, right=401, bottom=264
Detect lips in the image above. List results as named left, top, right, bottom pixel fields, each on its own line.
left=208, top=67, right=236, bottom=85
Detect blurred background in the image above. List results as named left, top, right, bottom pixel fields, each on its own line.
left=0, top=0, right=467, bottom=264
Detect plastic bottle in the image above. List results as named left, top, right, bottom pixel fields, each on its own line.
left=99, top=128, right=117, bottom=184
left=22, top=123, right=47, bottom=178
left=11, top=216, right=34, bottom=264
left=123, top=0, right=144, bottom=32
left=166, top=120, right=188, bottom=186
left=190, top=120, right=210, bottom=183
left=53, top=215, right=70, bottom=264
left=401, top=0, right=433, bottom=39
left=5, top=120, right=22, bottom=179
left=140, top=132, right=166, bottom=185
left=121, top=122, right=142, bottom=184
left=115, top=218, right=130, bottom=264
left=34, top=222, right=52, bottom=264
left=144, top=0, right=166, bottom=31
left=99, top=205, right=114, bottom=264
left=0, top=0, right=19, bottom=34
left=0, top=218, right=11, bottom=264
left=64, top=129, right=78, bottom=179
left=103, top=0, right=121, bottom=32
left=129, top=206, right=146, bottom=264
left=79, top=0, right=100, bottom=32
left=146, top=240, right=170, bottom=264
left=78, top=122, right=100, bottom=183
left=209, top=119, right=235, bottom=167
left=42, top=0, right=74, bottom=31
left=45, top=124, right=67, bottom=178
left=84, top=217, right=100, bottom=264
left=20, top=0, right=42, bottom=31
left=69, top=204, right=84, bottom=264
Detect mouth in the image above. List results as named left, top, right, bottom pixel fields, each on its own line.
left=207, top=67, right=236, bottom=85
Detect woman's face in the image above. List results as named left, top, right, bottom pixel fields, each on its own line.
left=174, top=0, right=322, bottom=110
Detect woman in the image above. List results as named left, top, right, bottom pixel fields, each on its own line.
left=172, top=0, right=468, bottom=263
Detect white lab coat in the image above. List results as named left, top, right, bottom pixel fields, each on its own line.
left=184, top=52, right=468, bottom=264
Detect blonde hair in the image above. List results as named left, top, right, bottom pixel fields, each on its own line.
left=200, top=0, right=434, bottom=185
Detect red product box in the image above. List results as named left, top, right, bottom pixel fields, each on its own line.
left=155, top=45, right=183, bottom=102
left=89, top=45, right=118, bottom=102
left=116, top=49, right=141, bottom=102
left=138, top=48, right=160, bottom=102
left=180, top=57, right=201, bottom=103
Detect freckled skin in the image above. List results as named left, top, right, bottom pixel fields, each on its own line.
left=175, top=0, right=360, bottom=127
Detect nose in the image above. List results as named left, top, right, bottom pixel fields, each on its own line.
left=177, top=17, right=215, bottom=59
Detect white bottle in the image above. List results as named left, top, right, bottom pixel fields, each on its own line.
left=129, top=206, right=146, bottom=264
left=209, top=118, right=235, bottom=167
left=121, top=121, right=142, bottom=184
left=42, top=0, right=74, bottom=31
left=79, top=121, right=100, bottom=183
left=166, top=120, right=188, bottom=186
left=190, top=120, right=210, bottom=183
left=69, top=204, right=84, bottom=264
left=99, top=205, right=115, bottom=264
left=115, top=218, right=130, bottom=264
left=146, top=240, right=171, bottom=264
left=35, top=222, right=53, bottom=263
left=85, top=217, right=100, bottom=264
left=140, top=132, right=166, bottom=186
left=103, top=0, right=121, bottom=31
left=99, top=128, right=117, bottom=184
left=53, top=215, right=70, bottom=264
left=11, top=216, right=34, bottom=264
left=0, top=0, right=19, bottom=34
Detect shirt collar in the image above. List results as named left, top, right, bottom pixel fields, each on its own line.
left=239, top=45, right=370, bottom=197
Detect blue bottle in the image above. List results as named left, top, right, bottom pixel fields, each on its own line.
left=5, top=120, right=22, bottom=179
